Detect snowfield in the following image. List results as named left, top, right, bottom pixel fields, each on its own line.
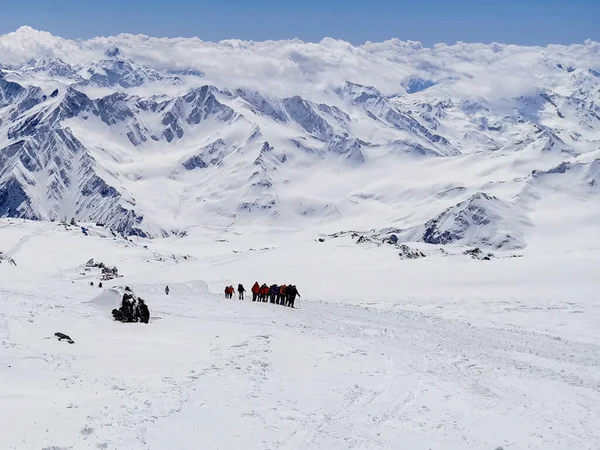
left=1, top=27, right=600, bottom=449
left=1, top=219, right=599, bottom=450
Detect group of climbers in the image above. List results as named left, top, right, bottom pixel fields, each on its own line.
left=224, top=285, right=236, bottom=299
left=250, top=282, right=300, bottom=307
left=223, top=282, right=300, bottom=307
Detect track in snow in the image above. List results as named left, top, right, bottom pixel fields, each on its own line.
left=8, top=285, right=589, bottom=450
left=2, top=282, right=600, bottom=449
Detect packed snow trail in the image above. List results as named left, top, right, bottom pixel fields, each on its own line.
left=1, top=277, right=599, bottom=450
left=145, top=300, right=600, bottom=450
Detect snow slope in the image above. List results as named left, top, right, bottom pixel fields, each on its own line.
left=1, top=219, right=599, bottom=449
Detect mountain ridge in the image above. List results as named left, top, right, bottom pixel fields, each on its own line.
left=0, top=28, right=599, bottom=246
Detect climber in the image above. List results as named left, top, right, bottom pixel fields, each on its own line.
left=278, top=284, right=287, bottom=305
left=137, top=299, right=150, bottom=324
left=287, top=285, right=300, bottom=308
left=251, top=282, right=260, bottom=302
left=269, top=284, right=278, bottom=304
left=260, top=284, right=269, bottom=302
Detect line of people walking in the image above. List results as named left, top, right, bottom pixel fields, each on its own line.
left=225, top=283, right=300, bottom=307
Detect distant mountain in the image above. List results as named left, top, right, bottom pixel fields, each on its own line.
left=23, top=55, right=78, bottom=79
left=78, top=47, right=176, bottom=88
left=0, top=28, right=599, bottom=245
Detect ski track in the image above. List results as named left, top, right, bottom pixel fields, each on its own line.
left=5, top=233, right=36, bottom=257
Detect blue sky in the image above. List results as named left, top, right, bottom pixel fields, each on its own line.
left=1, top=0, right=598, bottom=46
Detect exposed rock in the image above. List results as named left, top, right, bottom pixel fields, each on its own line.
left=398, top=244, right=426, bottom=260
left=0, top=251, right=17, bottom=266
left=356, top=235, right=379, bottom=245
left=54, top=332, right=74, bottom=344
left=85, top=258, right=121, bottom=280
left=464, top=247, right=496, bottom=260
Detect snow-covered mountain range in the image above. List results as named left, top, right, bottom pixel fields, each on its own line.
left=0, top=27, right=599, bottom=247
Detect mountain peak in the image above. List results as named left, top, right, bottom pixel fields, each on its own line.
left=338, top=81, right=383, bottom=103
left=105, top=46, right=123, bottom=58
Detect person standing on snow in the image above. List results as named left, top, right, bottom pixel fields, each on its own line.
left=137, top=299, right=150, bottom=323
left=224, top=286, right=230, bottom=299
left=269, top=284, right=278, bottom=304
left=288, top=285, right=300, bottom=308
left=165, top=285, right=170, bottom=296
left=282, top=285, right=291, bottom=306
left=251, top=282, right=260, bottom=302
left=238, top=284, right=245, bottom=300
left=278, top=284, right=287, bottom=305
left=260, top=284, right=269, bottom=302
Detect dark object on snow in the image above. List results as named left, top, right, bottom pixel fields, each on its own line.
left=464, top=247, right=495, bottom=260
left=318, top=238, right=325, bottom=243
left=0, top=251, right=17, bottom=266
left=277, top=284, right=287, bottom=305
left=90, top=281, right=94, bottom=286
left=260, top=283, right=269, bottom=302
left=388, top=234, right=398, bottom=244
left=137, top=299, right=150, bottom=324
left=165, top=285, right=170, bottom=295
left=398, top=244, right=426, bottom=260
left=70, top=217, right=76, bottom=226
left=237, top=284, right=245, bottom=300
left=269, top=284, right=278, bottom=304
left=98, top=282, right=103, bottom=288
left=113, top=287, right=150, bottom=324
left=286, top=285, right=300, bottom=308
left=87, top=258, right=120, bottom=280
left=101, top=265, right=119, bottom=281
left=55, top=332, right=74, bottom=344
left=112, top=308, right=125, bottom=321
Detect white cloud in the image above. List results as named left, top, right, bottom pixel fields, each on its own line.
left=1, top=27, right=598, bottom=102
